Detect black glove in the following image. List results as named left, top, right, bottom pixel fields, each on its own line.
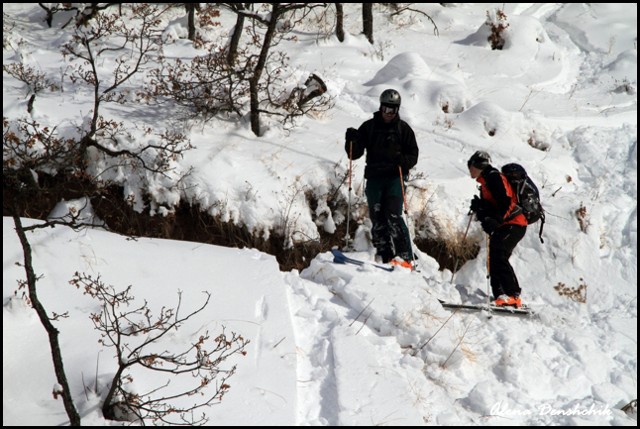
left=481, top=217, right=500, bottom=235
left=345, top=127, right=359, bottom=142
left=469, top=195, right=483, bottom=213
left=470, top=195, right=492, bottom=219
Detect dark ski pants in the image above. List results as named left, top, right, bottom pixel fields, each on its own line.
left=365, top=176, right=411, bottom=262
left=489, top=224, right=527, bottom=298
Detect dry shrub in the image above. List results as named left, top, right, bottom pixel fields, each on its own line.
left=486, top=9, right=509, bottom=50
left=575, top=203, right=589, bottom=233
left=554, top=278, right=588, bottom=303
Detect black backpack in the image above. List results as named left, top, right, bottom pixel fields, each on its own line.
left=502, top=163, right=545, bottom=243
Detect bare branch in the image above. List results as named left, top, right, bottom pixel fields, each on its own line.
left=70, top=273, right=249, bottom=425
left=10, top=214, right=81, bottom=425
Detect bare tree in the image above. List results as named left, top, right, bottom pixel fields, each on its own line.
left=222, top=3, right=249, bottom=65
left=247, top=3, right=283, bottom=135
left=38, top=3, right=65, bottom=28
left=6, top=4, right=195, bottom=213
left=149, top=3, right=332, bottom=136
left=61, top=4, right=168, bottom=142
left=185, top=3, right=199, bottom=41
left=9, top=214, right=82, bottom=425
left=247, top=3, right=333, bottom=135
left=332, top=4, right=438, bottom=46
left=362, top=3, right=373, bottom=44
left=184, top=3, right=201, bottom=42
left=5, top=205, right=248, bottom=425
left=335, top=3, right=345, bottom=42
left=3, top=60, right=58, bottom=114
left=3, top=109, right=192, bottom=217
left=74, top=3, right=123, bottom=27
left=7, top=4, right=193, bottom=181
left=37, top=3, right=121, bottom=28
left=387, top=4, right=439, bottom=36
left=3, top=118, right=83, bottom=172
left=71, top=273, right=249, bottom=425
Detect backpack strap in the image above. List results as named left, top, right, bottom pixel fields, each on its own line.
left=537, top=212, right=545, bottom=243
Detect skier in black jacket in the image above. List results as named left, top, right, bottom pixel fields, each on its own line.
left=345, top=89, right=419, bottom=264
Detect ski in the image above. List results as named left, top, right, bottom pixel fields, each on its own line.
left=331, top=249, right=395, bottom=272
left=438, top=299, right=534, bottom=316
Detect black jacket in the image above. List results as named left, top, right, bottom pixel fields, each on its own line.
left=345, top=111, right=419, bottom=179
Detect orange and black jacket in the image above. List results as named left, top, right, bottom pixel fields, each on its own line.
left=476, top=166, right=527, bottom=227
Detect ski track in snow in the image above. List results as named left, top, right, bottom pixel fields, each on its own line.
left=286, top=250, right=637, bottom=425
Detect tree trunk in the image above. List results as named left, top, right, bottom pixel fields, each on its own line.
left=185, top=3, right=196, bottom=41
left=249, top=4, right=280, bottom=136
left=12, top=215, right=81, bottom=426
left=227, top=4, right=247, bottom=65
left=362, top=3, right=373, bottom=44
left=102, top=365, right=126, bottom=421
left=335, top=3, right=344, bottom=42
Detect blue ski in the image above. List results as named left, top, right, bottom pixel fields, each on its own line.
left=331, top=249, right=395, bottom=272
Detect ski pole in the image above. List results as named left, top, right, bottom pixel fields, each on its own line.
left=345, top=141, right=353, bottom=250
left=398, top=166, right=415, bottom=269
left=450, top=213, right=473, bottom=284
left=486, top=234, right=491, bottom=305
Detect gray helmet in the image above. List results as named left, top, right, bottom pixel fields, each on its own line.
left=380, top=89, right=401, bottom=107
left=467, top=150, right=491, bottom=169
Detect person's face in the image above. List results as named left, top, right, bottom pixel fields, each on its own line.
left=469, top=164, right=482, bottom=179
left=380, top=105, right=398, bottom=123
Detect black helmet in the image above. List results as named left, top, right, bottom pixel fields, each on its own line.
left=380, top=89, right=401, bottom=107
left=467, top=150, right=491, bottom=169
